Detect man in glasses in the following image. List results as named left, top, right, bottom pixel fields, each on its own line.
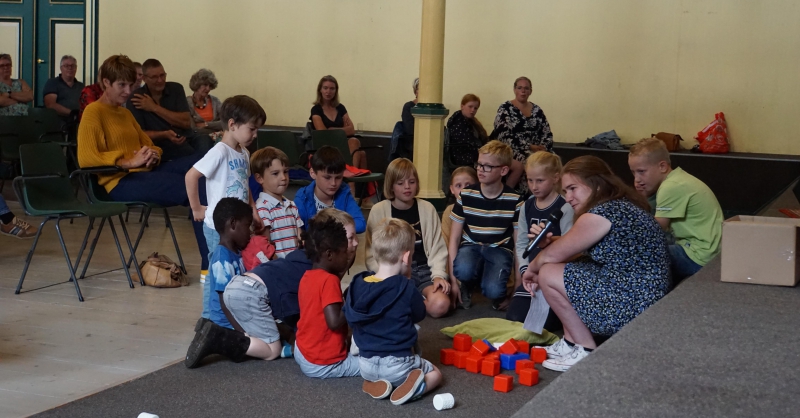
left=43, top=55, right=84, bottom=123
left=128, top=58, right=213, bottom=161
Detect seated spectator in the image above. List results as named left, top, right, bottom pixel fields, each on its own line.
left=396, top=77, right=419, bottom=160
left=78, top=54, right=209, bottom=278
left=78, top=72, right=103, bottom=121
left=0, top=53, right=32, bottom=116
left=133, top=61, right=143, bottom=89
left=127, top=58, right=213, bottom=161
left=43, top=55, right=84, bottom=123
left=309, top=75, right=367, bottom=172
left=628, top=138, right=723, bottom=283
left=523, top=155, right=670, bottom=372
left=493, top=76, right=554, bottom=189
left=366, top=158, right=451, bottom=318
left=446, top=94, right=488, bottom=167
left=294, top=145, right=366, bottom=234
left=186, top=68, right=223, bottom=132
left=0, top=195, right=37, bottom=238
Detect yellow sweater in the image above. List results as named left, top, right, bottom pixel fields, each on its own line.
left=78, top=101, right=162, bottom=192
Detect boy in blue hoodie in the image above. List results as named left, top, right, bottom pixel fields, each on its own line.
left=344, top=218, right=442, bottom=405
left=294, top=145, right=366, bottom=234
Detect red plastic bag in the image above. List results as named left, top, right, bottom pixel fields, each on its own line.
left=695, top=112, right=730, bottom=154
left=241, top=235, right=276, bottom=270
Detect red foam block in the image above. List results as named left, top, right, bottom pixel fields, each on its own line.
left=519, top=368, right=539, bottom=386
left=481, top=359, right=501, bottom=376
left=470, top=340, right=491, bottom=357
left=516, top=340, right=530, bottom=355
left=530, top=347, right=547, bottom=364
left=454, top=351, right=470, bottom=369
left=493, top=374, right=514, bottom=392
left=453, top=334, right=472, bottom=352
left=465, top=356, right=482, bottom=373
left=499, top=339, right=519, bottom=355
left=515, top=359, right=534, bottom=375
left=440, top=348, right=456, bottom=366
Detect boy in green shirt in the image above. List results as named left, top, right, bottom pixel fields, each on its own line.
left=628, top=138, right=723, bottom=283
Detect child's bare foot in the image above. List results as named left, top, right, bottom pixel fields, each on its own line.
left=363, top=379, right=391, bottom=399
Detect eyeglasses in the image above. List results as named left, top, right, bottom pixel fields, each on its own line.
left=474, top=162, right=503, bottom=172
left=61, top=64, right=77, bottom=69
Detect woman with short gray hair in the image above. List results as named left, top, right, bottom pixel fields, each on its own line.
left=186, top=68, right=222, bottom=131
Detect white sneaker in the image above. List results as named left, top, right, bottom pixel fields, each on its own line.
left=542, top=344, right=590, bottom=372
left=537, top=338, right=572, bottom=359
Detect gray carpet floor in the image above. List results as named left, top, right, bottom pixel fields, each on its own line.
left=514, top=257, right=800, bottom=418
left=34, top=295, right=559, bottom=418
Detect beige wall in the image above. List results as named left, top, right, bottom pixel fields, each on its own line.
left=99, top=0, right=800, bottom=154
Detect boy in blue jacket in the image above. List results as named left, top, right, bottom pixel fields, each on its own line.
left=344, top=218, right=442, bottom=405
left=294, top=146, right=366, bottom=233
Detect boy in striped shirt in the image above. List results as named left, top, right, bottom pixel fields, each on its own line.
left=448, top=141, right=524, bottom=310
left=252, top=147, right=303, bottom=258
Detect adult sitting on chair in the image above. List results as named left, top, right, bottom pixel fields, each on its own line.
left=127, top=58, right=213, bottom=161
left=78, top=55, right=208, bottom=277
left=628, top=138, right=723, bottom=283
left=445, top=93, right=488, bottom=167
left=186, top=68, right=223, bottom=133
left=523, top=156, right=670, bottom=372
left=0, top=53, right=32, bottom=116
left=309, top=75, right=367, bottom=171
left=43, top=55, right=84, bottom=123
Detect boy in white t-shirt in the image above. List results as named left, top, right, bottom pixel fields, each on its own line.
left=185, top=95, right=266, bottom=319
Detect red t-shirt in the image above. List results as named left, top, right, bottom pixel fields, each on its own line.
left=296, top=269, right=347, bottom=365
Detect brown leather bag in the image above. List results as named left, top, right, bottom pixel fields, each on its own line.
left=652, top=132, right=683, bottom=152
left=138, top=252, right=189, bottom=288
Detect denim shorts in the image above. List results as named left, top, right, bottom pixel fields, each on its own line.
left=358, top=354, right=434, bottom=387
left=294, top=343, right=361, bottom=379
left=222, top=275, right=280, bottom=344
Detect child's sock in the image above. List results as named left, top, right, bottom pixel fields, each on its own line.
left=280, top=341, right=293, bottom=358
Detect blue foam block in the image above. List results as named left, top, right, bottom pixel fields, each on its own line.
left=482, top=339, right=496, bottom=352
left=500, top=353, right=531, bottom=370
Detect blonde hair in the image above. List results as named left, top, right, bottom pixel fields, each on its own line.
left=314, top=208, right=354, bottom=229
left=526, top=151, right=563, bottom=189
left=629, top=137, right=671, bottom=165
left=450, top=166, right=478, bottom=185
left=384, top=158, right=419, bottom=200
left=371, top=218, right=415, bottom=265
left=478, top=140, right=513, bottom=167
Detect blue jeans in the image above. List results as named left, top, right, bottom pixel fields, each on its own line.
left=0, top=195, right=10, bottom=216
left=452, top=244, right=513, bottom=300
left=107, top=154, right=210, bottom=270
left=294, top=343, right=361, bottom=378
left=668, top=244, right=702, bottom=284
left=201, top=225, right=220, bottom=319
left=153, top=133, right=213, bottom=162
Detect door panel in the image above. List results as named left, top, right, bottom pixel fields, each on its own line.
left=34, top=0, right=84, bottom=105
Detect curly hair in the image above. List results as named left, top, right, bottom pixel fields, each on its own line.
left=189, top=68, right=218, bottom=92
left=302, top=216, right=348, bottom=263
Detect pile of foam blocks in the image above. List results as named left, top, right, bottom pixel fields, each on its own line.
left=440, top=334, right=547, bottom=392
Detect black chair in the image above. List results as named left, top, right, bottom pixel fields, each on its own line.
left=256, top=130, right=311, bottom=186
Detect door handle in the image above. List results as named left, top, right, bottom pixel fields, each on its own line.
left=36, top=58, right=45, bottom=64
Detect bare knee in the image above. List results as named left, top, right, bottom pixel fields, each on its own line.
left=348, top=137, right=361, bottom=152
left=423, top=366, right=443, bottom=393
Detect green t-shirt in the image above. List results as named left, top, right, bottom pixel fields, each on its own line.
left=655, top=167, right=723, bottom=266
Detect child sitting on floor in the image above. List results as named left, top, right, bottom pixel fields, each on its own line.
left=366, top=158, right=451, bottom=318
left=251, top=146, right=304, bottom=258
left=293, top=212, right=361, bottom=378
left=509, top=151, right=574, bottom=335
left=185, top=198, right=279, bottom=368
left=293, top=145, right=366, bottom=234
left=345, top=218, right=443, bottom=405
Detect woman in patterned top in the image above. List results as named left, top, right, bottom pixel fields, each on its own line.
left=493, top=76, right=553, bottom=189
left=0, top=54, right=32, bottom=116
left=445, top=93, right=488, bottom=167
left=522, top=155, right=669, bottom=372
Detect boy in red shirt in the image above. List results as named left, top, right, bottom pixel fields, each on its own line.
left=294, top=210, right=360, bottom=378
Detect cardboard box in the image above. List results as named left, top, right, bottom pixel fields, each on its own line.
left=721, top=216, right=800, bottom=286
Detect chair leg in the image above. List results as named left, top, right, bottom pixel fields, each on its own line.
left=55, top=217, right=84, bottom=302
left=125, top=207, right=130, bottom=223
left=163, top=208, right=187, bottom=274
left=15, top=218, right=49, bottom=295
left=71, top=217, right=95, bottom=279
left=107, top=217, right=135, bottom=289
left=139, top=207, right=145, bottom=223
left=77, top=217, right=106, bottom=281
left=118, top=214, right=145, bottom=286
left=127, top=207, right=151, bottom=268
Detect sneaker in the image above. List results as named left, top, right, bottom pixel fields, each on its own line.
left=0, top=217, right=37, bottom=239
left=199, top=270, right=208, bottom=284
left=363, top=379, right=392, bottom=400
left=537, top=338, right=572, bottom=359
left=280, top=342, right=293, bottom=358
left=185, top=321, right=250, bottom=369
left=542, top=344, right=590, bottom=372
left=459, top=282, right=472, bottom=310
left=409, top=381, right=427, bottom=402
left=194, top=317, right=210, bottom=333
left=390, top=369, right=424, bottom=405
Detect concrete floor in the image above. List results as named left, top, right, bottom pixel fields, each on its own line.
left=0, top=199, right=369, bottom=418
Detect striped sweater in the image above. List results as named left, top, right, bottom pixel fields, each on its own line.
left=450, top=183, right=524, bottom=251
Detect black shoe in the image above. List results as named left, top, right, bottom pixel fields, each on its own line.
left=185, top=321, right=251, bottom=369
left=194, top=317, right=210, bottom=333
left=491, top=297, right=506, bottom=311
left=459, top=281, right=472, bottom=309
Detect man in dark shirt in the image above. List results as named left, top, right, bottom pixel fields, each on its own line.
left=43, top=55, right=84, bottom=123
left=127, top=58, right=213, bottom=161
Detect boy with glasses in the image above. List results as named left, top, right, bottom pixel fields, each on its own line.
left=448, top=140, right=525, bottom=310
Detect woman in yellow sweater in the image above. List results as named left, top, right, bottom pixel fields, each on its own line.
left=78, top=55, right=208, bottom=271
